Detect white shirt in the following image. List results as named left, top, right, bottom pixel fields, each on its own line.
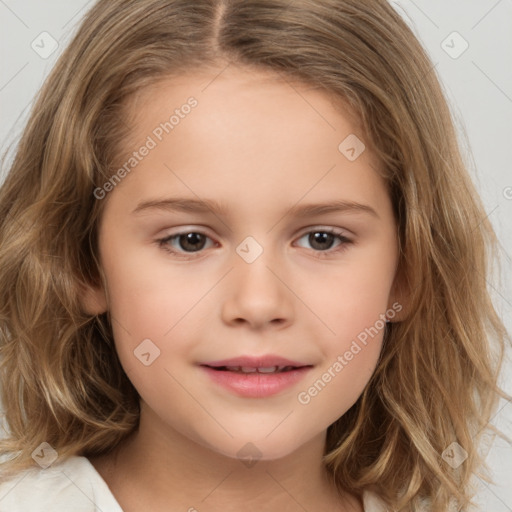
left=0, top=455, right=389, bottom=511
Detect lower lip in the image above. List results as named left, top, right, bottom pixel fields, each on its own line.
left=201, top=366, right=312, bottom=398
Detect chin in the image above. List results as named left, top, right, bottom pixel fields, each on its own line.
left=198, top=429, right=314, bottom=464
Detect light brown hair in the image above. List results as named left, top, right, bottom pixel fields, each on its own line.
left=0, top=1, right=510, bottom=509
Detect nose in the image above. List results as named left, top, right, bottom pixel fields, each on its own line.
left=220, top=250, right=294, bottom=331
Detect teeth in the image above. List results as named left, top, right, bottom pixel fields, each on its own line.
left=240, top=366, right=258, bottom=373
left=222, top=365, right=291, bottom=373
left=257, top=366, right=279, bottom=373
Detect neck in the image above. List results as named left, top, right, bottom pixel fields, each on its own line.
left=90, top=404, right=362, bottom=512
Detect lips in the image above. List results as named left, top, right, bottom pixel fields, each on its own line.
left=199, top=355, right=313, bottom=398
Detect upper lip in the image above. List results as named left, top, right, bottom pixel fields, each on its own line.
left=200, top=355, right=311, bottom=368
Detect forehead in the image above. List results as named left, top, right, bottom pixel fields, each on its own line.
left=100, top=65, right=390, bottom=225
left=125, top=64, right=366, bottom=148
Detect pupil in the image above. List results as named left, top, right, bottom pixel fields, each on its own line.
left=180, top=233, right=206, bottom=252
left=310, top=232, right=334, bottom=250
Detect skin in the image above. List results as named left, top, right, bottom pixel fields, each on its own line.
left=84, top=64, right=404, bottom=512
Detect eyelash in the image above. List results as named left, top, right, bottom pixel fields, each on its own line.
left=156, top=228, right=353, bottom=260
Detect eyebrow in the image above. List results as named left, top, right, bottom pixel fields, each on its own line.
left=132, top=197, right=379, bottom=219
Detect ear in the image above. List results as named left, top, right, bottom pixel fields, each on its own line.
left=79, top=280, right=108, bottom=315
left=386, top=265, right=410, bottom=323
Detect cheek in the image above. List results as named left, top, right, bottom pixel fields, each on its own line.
left=292, top=252, right=393, bottom=420
left=102, top=243, right=204, bottom=339
left=295, top=341, right=383, bottom=431
left=101, top=247, right=204, bottom=420
left=304, top=250, right=395, bottom=348
left=296, top=306, right=385, bottom=428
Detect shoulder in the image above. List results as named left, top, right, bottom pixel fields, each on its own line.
left=0, top=455, right=123, bottom=512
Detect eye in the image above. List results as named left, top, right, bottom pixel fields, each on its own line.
left=294, top=228, right=352, bottom=254
left=157, top=231, right=216, bottom=257
left=156, top=227, right=352, bottom=259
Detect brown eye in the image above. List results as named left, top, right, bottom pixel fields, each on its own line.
left=176, top=233, right=207, bottom=252
left=295, top=229, right=351, bottom=252
left=159, top=231, right=215, bottom=254
left=308, top=232, right=337, bottom=251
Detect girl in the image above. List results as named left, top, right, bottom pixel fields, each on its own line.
left=0, top=0, right=510, bottom=510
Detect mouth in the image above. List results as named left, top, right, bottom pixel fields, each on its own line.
left=199, top=356, right=313, bottom=398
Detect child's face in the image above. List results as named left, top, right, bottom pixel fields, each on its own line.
left=87, top=66, right=401, bottom=460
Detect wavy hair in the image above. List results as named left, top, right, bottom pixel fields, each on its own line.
left=0, top=0, right=510, bottom=509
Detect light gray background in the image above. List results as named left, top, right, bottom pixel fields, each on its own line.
left=1, top=0, right=511, bottom=509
